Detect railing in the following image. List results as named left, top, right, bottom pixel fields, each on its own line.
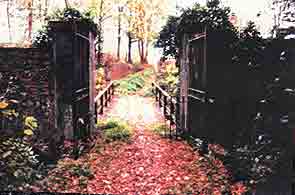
left=94, top=81, right=115, bottom=121
left=152, top=82, right=179, bottom=136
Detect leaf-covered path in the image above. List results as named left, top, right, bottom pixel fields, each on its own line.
left=32, top=93, right=246, bottom=194
left=85, top=95, right=245, bottom=194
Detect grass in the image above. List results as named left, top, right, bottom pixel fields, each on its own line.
left=150, top=122, right=170, bottom=136
left=97, top=118, right=132, bottom=142
left=115, top=68, right=155, bottom=95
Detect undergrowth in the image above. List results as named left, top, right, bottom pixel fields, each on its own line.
left=39, top=160, right=94, bottom=192
left=97, top=118, right=132, bottom=142
left=115, top=68, right=154, bottom=95
left=150, top=122, right=170, bottom=136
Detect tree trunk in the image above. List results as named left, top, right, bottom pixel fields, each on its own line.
left=141, top=40, right=145, bottom=63
left=6, top=0, right=12, bottom=42
left=44, top=0, right=48, bottom=15
left=64, top=0, right=69, bottom=8
left=138, top=40, right=142, bottom=62
left=127, top=32, right=132, bottom=64
left=144, top=40, right=149, bottom=64
left=27, top=1, right=33, bottom=42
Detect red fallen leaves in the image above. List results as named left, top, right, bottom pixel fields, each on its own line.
left=86, top=129, right=247, bottom=195
left=30, top=95, right=248, bottom=195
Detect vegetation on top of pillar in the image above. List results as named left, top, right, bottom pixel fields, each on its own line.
left=32, top=8, right=99, bottom=48
left=156, top=0, right=239, bottom=60
left=232, top=21, right=266, bottom=68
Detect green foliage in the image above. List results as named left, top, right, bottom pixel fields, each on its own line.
left=104, top=125, right=132, bottom=142
left=233, top=21, right=266, bottom=67
left=157, top=63, right=179, bottom=97
left=45, top=161, right=94, bottom=190
left=0, top=138, right=41, bottom=190
left=97, top=118, right=120, bottom=129
left=96, top=67, right=106, bottom=91
left=64, top=163, right=93, bottom=178
left=98, top=119, right=132, bottom=142
left=142, top=68, right=154, bottom=78
left=156, top=0, right=238, bottom=60
left=142, top=85, right=154, bottom=97
left=24, top=116, right=38, bottom=136
left=155, top=16, right=180, bottom=59
left=33, top=8, right=98, bottom=48
left=115, top=74, right=146, bottom=95
left=32, top=26, right=53, bottom=48
left=151, top=123, right=169, bottom=135
left=115, top=68, right=154, bottom=95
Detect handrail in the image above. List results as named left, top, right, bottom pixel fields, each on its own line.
left=152, top=82, right=177, bottom=104
left=95, top=81, right=114, bottom=102
left=94, top=81, right=115, bottom=121
left=152, top=82, right=179, bottom=136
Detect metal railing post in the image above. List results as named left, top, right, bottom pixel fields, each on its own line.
left=94, top=102, right=97, bottom=123
left=164, top=95, right=167, bottom=117
left=159, top=91, right=162, bottom=108
left=100, top=95, right=104, bottom=114
left=105, top=89, right=108, bottom=107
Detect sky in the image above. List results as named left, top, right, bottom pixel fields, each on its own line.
left=0, top=0, right=277, bottom=62
left=173, top=0, right=274, bottom=36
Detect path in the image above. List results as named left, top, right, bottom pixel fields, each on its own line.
left=86, top=94, right=245, bottom=194
left=32, top=79, right=246, bottom=195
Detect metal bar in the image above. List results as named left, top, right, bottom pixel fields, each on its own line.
left=164, top=95, right=167, bottom=117
left=188, top=94, right=205, bottom=102
left=75, top=87, right=89, bottom=93
left=94, top=102, right=97, bottom=123
left=188, top=88, right=206, bottom=94
left=189, top=34, right=206, bottom=42
left=159, top=92, right=162, bottom=107
left=170, top=98, right=174, bottom=121
left=100, top=95, right=104, bottom=114
left=203, top=25, right=207, bottom=89
left=105, top=90, right=108, bottom=107
left=75, top=32, right=90, bottom=41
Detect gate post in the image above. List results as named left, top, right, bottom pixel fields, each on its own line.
left=51, top=21, right=97, bottom=140
left=179, top=34, right=189, bottom=133
left=89, top=31, right=96, bottom=134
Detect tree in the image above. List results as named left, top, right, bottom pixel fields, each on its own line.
left=234, top=21, right=266, bottom=67
left=155, top=15, right=179, bottom=59
left=87, top=0, right=114, bottom=81
left=268, top=0, right=295, bottom=37
left=6, top=0, right=12, bottom=42
left=156, top=0, right=238, bottom=61
left=280, top=0, right=295, bottom=23
left=127, top=0, right=168, bottom=64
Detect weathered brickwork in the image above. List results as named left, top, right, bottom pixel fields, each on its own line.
left=0, top=48, right=54, bottom=135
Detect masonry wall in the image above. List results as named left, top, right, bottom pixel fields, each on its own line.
left=0, top=48, right=54, bottom=136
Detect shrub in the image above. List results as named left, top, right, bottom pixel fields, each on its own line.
left=142, top=86, right=154, bottom=97
left=98, top=119, right=132, bottom=142
left=96, top=67, right=106, bottom=91
left=151, top=123, right=169, bottom=135
left=97, top=118, right=120, bottom=129
left=43, top=160, right=94, bottom=191
left=116, top=74, right=145, bottom=95
left=0, top=138, right=41, bottom=190
left=157, top=62, right=179, bottom=97
left=33, top=8, right=98, bottom=48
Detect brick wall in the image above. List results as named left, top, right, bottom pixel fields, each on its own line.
left=0, top=48, right=54, bottom=135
